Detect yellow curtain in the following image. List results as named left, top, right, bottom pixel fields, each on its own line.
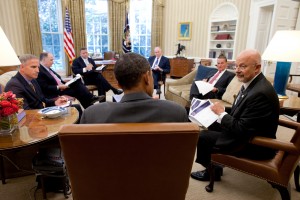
left=108, top=0, right=127, bottom=54
left=20, top=0, right=42, bottom=56
left=151, top=0, right=164, bottom=56
left=64, top=0, right=86, bottom=75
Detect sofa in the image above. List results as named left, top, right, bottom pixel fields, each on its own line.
left=165, top=65, right=242, bottom=108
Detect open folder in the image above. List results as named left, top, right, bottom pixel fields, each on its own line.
left=189, top=98, right=218, bottom=128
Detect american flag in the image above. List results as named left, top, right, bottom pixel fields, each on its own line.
left=64, top=8, right=75, bottom=64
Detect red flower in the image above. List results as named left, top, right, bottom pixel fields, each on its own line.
left=0, top=91, right=23, bottom=117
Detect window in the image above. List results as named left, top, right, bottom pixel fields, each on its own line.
left=85, top=0, right=109, bottom=57
left=130, top=0, right=152, bottom=57
left=38, top=0, right=65, bottom=72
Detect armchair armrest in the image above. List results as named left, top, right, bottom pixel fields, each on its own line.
left=250, top=137, right=299, bottom=154
left=289, top=74, right=300, bottom=83
left=165, top=69, right=197, bottom=88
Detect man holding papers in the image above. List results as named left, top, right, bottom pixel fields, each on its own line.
left=37, top=52, right=104, bottom=108
left=189, top=54, right=234, bottom=100
left=190, top=49, right=279, bottom=182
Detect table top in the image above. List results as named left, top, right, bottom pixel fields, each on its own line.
left=0, top=107, right=79, bottom=150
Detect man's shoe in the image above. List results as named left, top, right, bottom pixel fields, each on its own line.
left=190, top=169, right=221, bottom=182
left=113, top=88, right=123, bottom=95
left=90, top=95, right=105, bottom=104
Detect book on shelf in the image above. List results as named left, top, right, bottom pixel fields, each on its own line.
left=65, top=74, right=82, bottom=87
left=189, top=98, right=218, bottom=128
left=209, top=51, right=216, bottom=58
left=227, top=51, right=233, bottom=60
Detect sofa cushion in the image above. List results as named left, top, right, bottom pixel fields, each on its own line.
left=222, top=76, right=242, bottom=104
left=195, top=65, right=217, bottom=81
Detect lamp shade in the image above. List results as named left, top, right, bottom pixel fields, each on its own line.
left=0, top=26, right=20, bottom=66
left=262, top=30, right=300, bottom=62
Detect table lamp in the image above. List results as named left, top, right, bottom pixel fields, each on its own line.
left=0, top=26, right=21, bottom=93
left=262, top=30, right=300, bottom=99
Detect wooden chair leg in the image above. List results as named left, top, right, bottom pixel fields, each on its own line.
left=270, top=183, right=291, bottom=200
left=205, top=163, right=215, bottom=192
left=294, top=164, right=300, bottom=192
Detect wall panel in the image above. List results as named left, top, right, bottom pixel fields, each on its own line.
left=0, top=0, right=26, bottom=55
left=163, top=0, right=251, bottom=61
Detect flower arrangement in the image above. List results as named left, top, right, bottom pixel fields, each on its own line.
left=0, top=91, right=23, bottom=117
left=0, top=91, right=23, bottom=132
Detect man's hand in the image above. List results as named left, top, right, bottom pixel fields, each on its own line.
left=55, top=96, right=68, bottom=106
left=153, top=65, right=163, bottom=72
left=85, top=63, right=93, bottom=71
left=58, top=85, right=68, bottom=91
left=210, top=102, right=225, bottom=115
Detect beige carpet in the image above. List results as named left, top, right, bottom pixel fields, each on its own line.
left=1, top=89, right=300, bottom=200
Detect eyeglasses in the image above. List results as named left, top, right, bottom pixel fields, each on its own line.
left=233, top=63, right=257, bottom=70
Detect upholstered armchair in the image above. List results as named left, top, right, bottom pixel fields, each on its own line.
left=205, top=118, right=300, bottom=200
left=58, top=123, right=199, bottom=200
left=0, top=70, right=17, bottom=92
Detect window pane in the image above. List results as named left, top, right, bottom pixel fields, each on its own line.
left=38, top=0, right=65, bottom=73
left=85, top=0, right=109, bottom=57
left=130, top=0, right=152, bottom=57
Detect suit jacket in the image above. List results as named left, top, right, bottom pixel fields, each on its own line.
left=72, top=56, right=97, bottom=77
left=37, top=65, right=66, bottom=99
left=4, top=72, right=55, bottom=110
left=214, top=73, right=280, bottom=156
left=148, top=56, right=170, bottom=86
left=80, top=92, right=189, bottom=123
left=190, top=69, right=235, bottom=99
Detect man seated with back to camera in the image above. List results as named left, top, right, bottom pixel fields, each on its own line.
left=190, top=49, right=280, bottom=182
left=72, top=47, right=123, bottom=101
left=5, top=54, right=83, bottom=120
left=37, top=52, right=104, bottom=109
left=189, top=54, right=235, bottom=100
left=80, top=52, right=188, bottom=124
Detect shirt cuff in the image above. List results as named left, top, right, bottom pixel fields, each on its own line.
left=217, top=112, right=227, bottom=123
left=83, top=68, right=87, bottom=73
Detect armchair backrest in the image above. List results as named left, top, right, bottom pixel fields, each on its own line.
left=103, top=51, right=115, bottom=60
left=58, top=123, right=199, bottom=200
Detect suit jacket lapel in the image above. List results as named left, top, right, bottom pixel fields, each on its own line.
left=15, top=73, right=41, bottom=99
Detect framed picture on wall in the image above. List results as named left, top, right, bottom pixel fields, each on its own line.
left=178, top=22, right=192, bottom=40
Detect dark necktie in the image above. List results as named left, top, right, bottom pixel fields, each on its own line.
left=29, top=82, right=36, bottom=93
left=235, top=85, right=245, bottom=105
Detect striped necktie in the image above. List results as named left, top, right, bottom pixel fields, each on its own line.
left=48, top=69, right=62, bottom=85
left=208, top=71, right=221, bottom=84
left=29, top=82, right=36, bottom=93
left=234, top=85, right=245, bottom=105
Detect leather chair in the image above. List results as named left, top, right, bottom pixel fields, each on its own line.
left=58, top=123, right=199, bottom=200
left=205, top=118, right=300, bottom=200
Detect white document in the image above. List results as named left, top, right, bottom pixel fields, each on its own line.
left=95, top=64, right=106, bottom=71
left=195, top=80, right=214, bottom=95
left=189, top=98, right=218, bottom=128
left=65, top=74, right=82, bottom=87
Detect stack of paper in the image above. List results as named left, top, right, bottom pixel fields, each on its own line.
left=194, top=81, right=214, bottom=95
left=189, top=98, right=218, bottom=128
left=65, top=74, right=82, bottom=87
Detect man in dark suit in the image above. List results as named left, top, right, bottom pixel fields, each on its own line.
left=190, top=55, right=235, bottom=100
left=80, top=52, right=188, bottom=124
left=148, top=47, right=170, bottom=94
left=72, top=48, right=123, bottom=99
left=37, top=52, right=104, bottom=109
left=190, top=49, right=280, bottom=181
left=5, top=54, right=69, bottom=110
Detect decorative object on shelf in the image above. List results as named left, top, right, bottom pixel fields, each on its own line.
left=221, top=23, right=229, bottom=31
left=0, top=91, right=23, bottom=134
left=262, top=30, right=300, bottom=99
left=226, top=43, right=231, bottom=48
left=178, top=22, right=192, bottom=40
left=175, top=43, right=186, bottom=57
left=211, top=25, right=219, bottom=32
left=0, top=27, right=21, bottom=93
left=215, top=34, right=231, bottom=40
left=216, top=44, right=222, bottom=48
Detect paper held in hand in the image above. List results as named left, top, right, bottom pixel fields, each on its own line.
left=189, top=98, right=218, bottom=128
left=195, top=81, right=214, bottom=95
left=65, top=74, right=82, bottom=87
left=95, top=64, right=106, bottom=71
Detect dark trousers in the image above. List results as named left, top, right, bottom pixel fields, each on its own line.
left=60, top=81, right=93, bottom=109
left=83, top=72, right=113, bottom=96
left=195, top=130, right=222, bottom=168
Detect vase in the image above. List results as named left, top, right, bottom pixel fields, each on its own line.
left=0, top=113, right=18, bottom=134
